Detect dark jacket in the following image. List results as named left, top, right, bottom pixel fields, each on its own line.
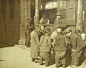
left=76, top=36, right=86, bottom=51
left=40, top=35, right=51, bottom=52
left=54, top=34, right=67, bottom=51
left=54, top=18, right=66, bottom=28
left=70, top=33, right=78, bottom=49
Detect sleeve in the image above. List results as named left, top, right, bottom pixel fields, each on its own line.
left=39, top=17, right=43, bottom=24
left=48, top=37, right=51, bottom=48
left=40, top=35, right=44, bottom=45
left=34, top=32, right=40, bottom=46
left=46, top=20, right=49, bottom=24
left=53, top=38, right=56, bottom=48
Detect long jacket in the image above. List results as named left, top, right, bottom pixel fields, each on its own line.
left=54, top=34, right=67, bottom=51
left=70, top=33, right=78, bottom=50
left=30, top=30, right=40, bottom=50
left=40, top=35, right=51, bottom=52
left=76, top=36, right=86, bottom=51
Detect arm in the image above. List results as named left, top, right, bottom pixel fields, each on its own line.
left=48, top=37, right=51, bottom=48
left=34, top=32, right=40, bottom=46
left=53, top=38, right=56, bottom=48
left=40, top=35, right=44, bottom=45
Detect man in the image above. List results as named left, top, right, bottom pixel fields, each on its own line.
left=30, top=26, right=40, bottom=62
left=54, top=12, right=66, bottom=30
left=53, top=28, right=67, bottom=68
left=39, top=28, right=51, bottom=67
left=71, top=32, right=86, bottom=68
left=25, top=19, right=32, bottom=47
left=65, top=28, right=78, bottom=67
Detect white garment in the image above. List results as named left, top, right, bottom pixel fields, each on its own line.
left=39, top=17, right=49, bottom=24
left=51, top=31, right=57, bottom=39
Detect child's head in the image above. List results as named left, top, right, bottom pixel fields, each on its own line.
left=44, top=28, right=50, bottom=35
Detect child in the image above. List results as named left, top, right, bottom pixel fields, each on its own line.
left=39, top=28, right=51, bottom=67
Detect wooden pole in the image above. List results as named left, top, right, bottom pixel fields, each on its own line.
left=34, top=0, right=39, bottom=26
left=76, top=0, right=83, bottom=31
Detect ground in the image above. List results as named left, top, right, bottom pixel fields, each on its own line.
left=0, top=43, right=86, bottom=68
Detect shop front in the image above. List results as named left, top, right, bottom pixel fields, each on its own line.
left=36, top=0, right=76, bottom=33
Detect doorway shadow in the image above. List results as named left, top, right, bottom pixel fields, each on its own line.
left=0, top=43, right=14, bottom=48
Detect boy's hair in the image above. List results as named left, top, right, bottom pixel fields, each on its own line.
left=44, top=28, right=50, bottom=33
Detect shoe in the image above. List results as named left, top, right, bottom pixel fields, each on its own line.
left=45, top=65, right=49, bottom=67
left=32, top=59, right=35, bottom=62
left=63, top=66, right=66, bottom=68
left=63, top=65, right=66, bottom=68
left=72, top=65, right=78, bottom=68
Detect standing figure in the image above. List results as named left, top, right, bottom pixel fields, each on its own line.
left=71, top=32, right=86, bottom=68
left=54, top=13, right=66, bottom=30
left=39, top=28, right=51, bottom=67
left=30, top=26, right=40, bottom=62
left=53, top=28, right=67, bottom=68
left=25, top=19, right=32, bottom=47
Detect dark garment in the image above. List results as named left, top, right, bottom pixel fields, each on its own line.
left=40, top=35, right=51, bottom=52
left=54, top=35, right=67, bottom=51
left=25, top=30, right=31, bottom=47
left=70, top=33, right=77, bottom=49
left=39, top=52, right=50, bottom=66
left=55, top=51, right=66, bottom=67
left=76, top=36, right=86, bottom=51
left=54, top=18, right=66, bottom=29
left=71, top=36, right=86, bottom=66
left=71, top=50, right=82, bottom=66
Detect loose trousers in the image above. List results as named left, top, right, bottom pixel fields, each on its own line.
left=39, top=52, right=50, bottom=66
left=71, top=50, right=83, bottom=66
left=55, top=51, right=66, bottom=67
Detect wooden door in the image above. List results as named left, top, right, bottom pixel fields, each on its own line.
left=0, top=0, right=20, bottom=45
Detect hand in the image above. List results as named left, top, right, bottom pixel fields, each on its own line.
left=72, top=49, right=77, bottom=52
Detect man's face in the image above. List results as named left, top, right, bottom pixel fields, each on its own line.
left=56, top=16, right=61, bottom=19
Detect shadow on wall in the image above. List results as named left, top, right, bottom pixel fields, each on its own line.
left=0, top=43, right=14, bottom=48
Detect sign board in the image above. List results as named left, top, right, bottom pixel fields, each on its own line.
left=45, top=2, right=58, bottom=10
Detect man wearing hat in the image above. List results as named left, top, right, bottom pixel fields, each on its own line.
left=54, top=12, right=67, bottom=30
left=30, top=25, right=40, bottom=62
left=65, top=28, right=78, bottom=67
left=53, top=28, right=67, bottom=68
left=69, top=31, right=86, bottom=68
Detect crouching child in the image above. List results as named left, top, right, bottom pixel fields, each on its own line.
left=39, top=28, right=51, bottom=67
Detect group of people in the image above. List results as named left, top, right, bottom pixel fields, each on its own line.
left=30, top=24, right=86, bottom=68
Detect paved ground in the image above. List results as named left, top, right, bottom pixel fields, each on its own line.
left=0, top=43, right=86, bottom=68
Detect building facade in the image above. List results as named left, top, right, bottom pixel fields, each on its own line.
left=0, top=0, right=86, bottom=45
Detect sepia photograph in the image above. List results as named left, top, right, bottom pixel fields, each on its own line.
left=0, top=0, right=86, bottom=68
